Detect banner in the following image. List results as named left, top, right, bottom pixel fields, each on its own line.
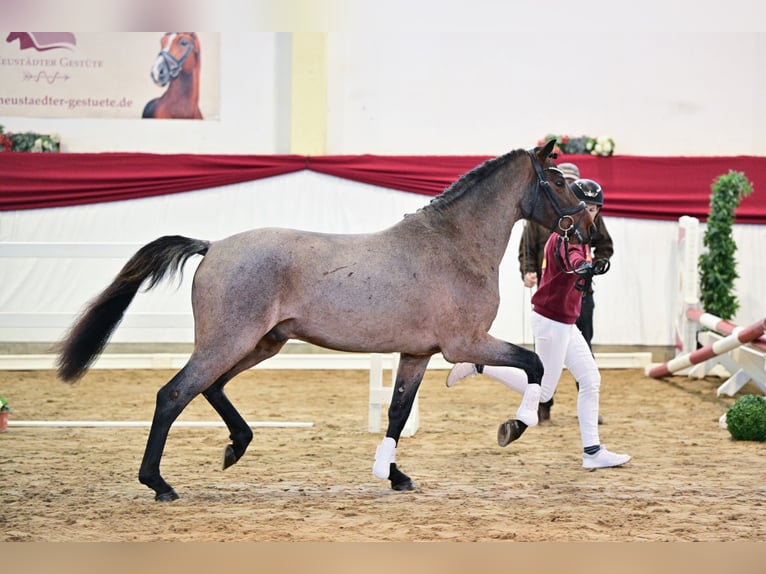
left=0, top=32, right=220, bottom=119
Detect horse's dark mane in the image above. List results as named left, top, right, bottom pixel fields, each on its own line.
left=416, top=148, right=526, bottom=214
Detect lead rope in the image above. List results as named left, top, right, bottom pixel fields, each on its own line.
left=521, top=220, right=533, bottom=346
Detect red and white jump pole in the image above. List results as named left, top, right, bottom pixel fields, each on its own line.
left=647, top=317, right=766, bottom=378
left=685, top=308, right=766, bottom=354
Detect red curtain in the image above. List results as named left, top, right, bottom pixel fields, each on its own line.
left=0, top=152, right=306, bottom=210
left=552, top=154, right=766, bottom=223
left=2, top=152, right=765, bottom=223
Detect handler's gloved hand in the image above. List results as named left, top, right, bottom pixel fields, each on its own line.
left=593, top=258, right=611, bottom=276
left=574, top=262, right=594, bottom=292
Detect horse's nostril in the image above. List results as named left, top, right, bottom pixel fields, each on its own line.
left=153, top=65, right=170, bottom=87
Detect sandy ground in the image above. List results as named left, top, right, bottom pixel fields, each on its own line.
left=1, top=365, right=764, bottom=542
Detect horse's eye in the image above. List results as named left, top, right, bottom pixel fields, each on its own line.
left=554, top=180, right=565, bottom=188
left=180, top=38, right=189, bottom=46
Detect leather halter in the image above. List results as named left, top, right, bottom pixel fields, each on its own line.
left=523, top=150, right=589, bottom=242
left=155, top=33, right=196, bottom=85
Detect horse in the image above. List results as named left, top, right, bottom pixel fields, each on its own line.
left=56, top=139, right=592, bottom=501
left=142, top=32, right=203, bottom=120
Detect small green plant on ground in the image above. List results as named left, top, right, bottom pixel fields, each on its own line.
left=726, top=394, right=766, bottom=441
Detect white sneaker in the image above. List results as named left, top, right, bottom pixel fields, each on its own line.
left=582, top=446, right=631, bottom=469
left=446, top=363, right=477, bottom=387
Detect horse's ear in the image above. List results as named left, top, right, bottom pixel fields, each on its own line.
left=537, top=138, right=558, bottom=160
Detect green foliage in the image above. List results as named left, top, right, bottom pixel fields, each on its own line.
left=726, top=394, right=766, bottom=441
left=0, top=396, right=10, bottom=412
left=539, top=134, right=615, bottom=156
left=0, top=124, right=60, bottom=152
left=698, top=171, right=753, bottom=319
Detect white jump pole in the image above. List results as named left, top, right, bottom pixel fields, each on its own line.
left=8, top=420, right=313, bottom=428
left=647, top=318, right=766, bottom=378
left=686, top=308, right=766, bottom=354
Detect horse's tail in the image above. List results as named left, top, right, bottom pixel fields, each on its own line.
left=56, top=236, right=210, bottom=382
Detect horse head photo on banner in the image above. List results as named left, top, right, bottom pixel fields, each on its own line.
left=142, top=32, right=203, bottom=120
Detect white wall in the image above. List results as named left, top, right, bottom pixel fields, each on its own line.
left=326, top=31, right=766, bottom=156
left=2, top=28, right=766, bottom=155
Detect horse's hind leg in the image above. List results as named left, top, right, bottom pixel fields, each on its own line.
left=203, top=333, right=289, bottom=470
left=203, top=376, right=253, bottom=470
left=138, top=364, right=206, bottom=501
left=372, top=353, right=430, bottom=491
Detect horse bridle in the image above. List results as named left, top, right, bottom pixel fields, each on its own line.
left=522, top=150, right=605, bottom=290
left=156, top=33, right=196, bottom=83
left=523, top=150, right=590, bottom=242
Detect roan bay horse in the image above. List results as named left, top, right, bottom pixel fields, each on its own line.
left=57, top=140, right=592, bottom=501
left=142, top=32, right=203, bottom=119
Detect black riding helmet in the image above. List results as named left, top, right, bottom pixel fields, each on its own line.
left=571, top=178, right=604, bottom=206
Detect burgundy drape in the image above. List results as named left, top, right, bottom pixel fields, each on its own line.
left=0, top=153, right=307, bottom=210
left=553, top=154, right=766, bottom=223
left=2, top=152, right=765, bottom=223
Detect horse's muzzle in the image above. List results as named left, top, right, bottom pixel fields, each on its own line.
left=150, top=58, right=171, bottom=87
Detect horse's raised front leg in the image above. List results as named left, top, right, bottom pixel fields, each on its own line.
left=442, top=336, right=544, bottom=447
left=372, top=353, right=430, bottom=491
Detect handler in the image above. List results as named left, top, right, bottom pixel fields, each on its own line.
left=447, top=179, right=630, bottom=470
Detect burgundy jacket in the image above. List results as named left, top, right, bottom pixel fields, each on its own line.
left=531, top=233, right=592, bottom=325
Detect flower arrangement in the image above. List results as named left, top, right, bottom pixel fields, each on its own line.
left=0, top=396, right=10, bottom=412
left=540, top=134, right=615, bottom=157
left=0, top=124, right=60, bottom=152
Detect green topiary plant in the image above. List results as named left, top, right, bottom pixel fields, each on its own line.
left=698, top=170, right=753, bottom=319
left=726, top=394, right=766, bottom=441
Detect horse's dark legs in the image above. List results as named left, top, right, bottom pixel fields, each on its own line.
left=373, top=353, right=430, bottom=491
left=443, top=338, right=544, bottom=447
left=202, top=336, right=288, bottom=470
left=138, top=366, right=201, bottom=501
left=139, top=331, right=287, bottom=501
left=203, top=378, right=253, bottom=470
left=443, top=338, right=544, bottom=384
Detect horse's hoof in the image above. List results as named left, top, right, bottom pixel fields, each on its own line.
left=391, top=479, right=417, bottom=491
left=155, top=488, right=180, bottom=502
left=497, top=419, right=526, bottom=447
left=388, top=463, right=416, bottom=491
left=222, top=444, right=237, bottom=470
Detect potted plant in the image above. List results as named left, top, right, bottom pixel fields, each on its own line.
left=0, top=396, right=11, bottom=432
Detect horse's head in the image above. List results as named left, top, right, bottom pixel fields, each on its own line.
left=150, top=32, right=200, bottom=87
left=521, top=139, right=594, bottom=243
